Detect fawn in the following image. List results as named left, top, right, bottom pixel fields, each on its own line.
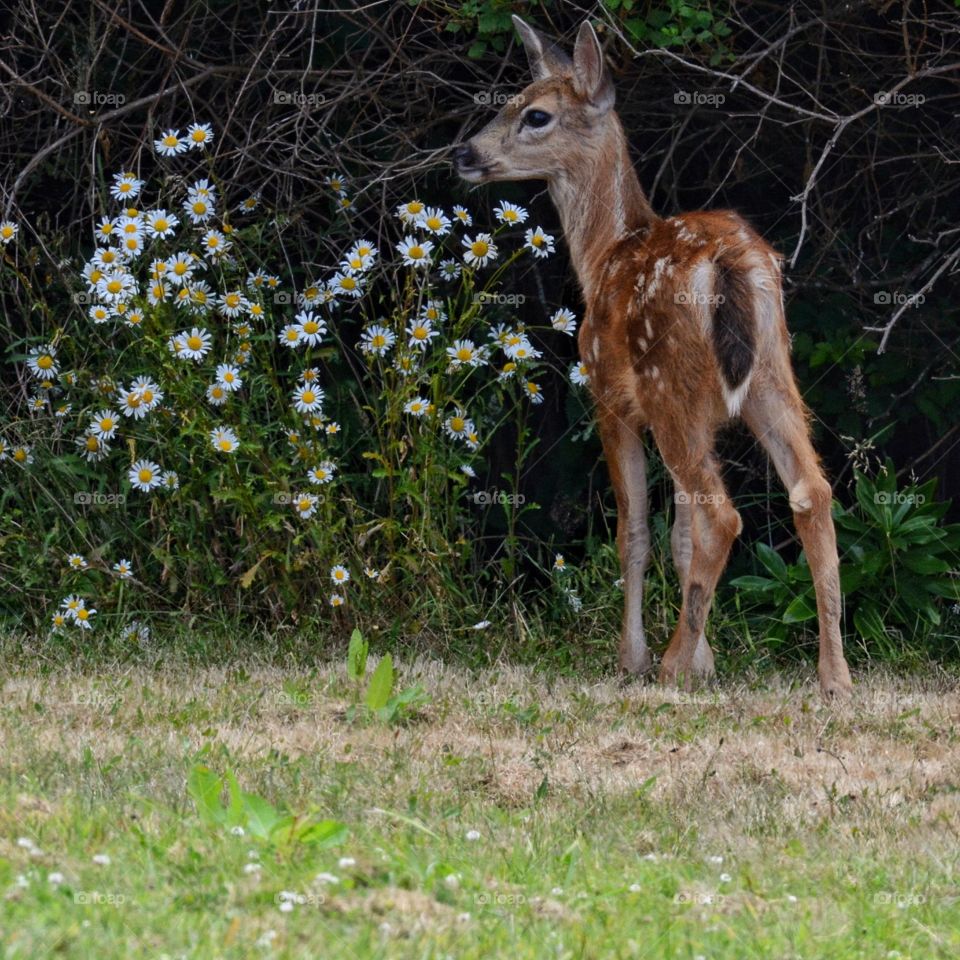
left=453, top=17, right=853, bottom=698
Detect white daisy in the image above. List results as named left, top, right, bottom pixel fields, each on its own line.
left=525, top=226, right=555, bottom=258
left=113, top=559, right=133, bottom=579
left=406, top=318, right=438, bottom=350
left=110, top=172, right=143, bottom=202
left=292, top=492, right=319, bottom=519
left=493, top=201, right=528, bottom=225
left=292, top=384, right=324, bottom=414
left=26, top=345, right=58, bottom=379
left=421, top=207, right=452, bottom=235
left=216, top=364, right=243, bottom=392
left=462, top=233, right=498, bottom=268
left=452, top=206, right=472, bottom=226
left=403, top=397, right=429, bottom=417
left=128, top=458, right=162, bottom=492
left=178, top=327, right=212, bottom=361
left=210, top=426, right=239, bottom=453
left=395, top=200, right=426, bottom=226
left=295, top=310, right=327, bottom=346
left=186, top=122, right=215, bottom=149
left=360, top=324, right=395, bottom=356
left=90, top=409, right=121, bottom=440
left=396, top=235, right=434, bottom=268
left=446, top=339, right=486, bottom=369
left=330, top=565, right=350, bottom=585
left=0, top=221, right=19, bottom=244
left=154, top=129, right=187, bottom=156
left=144, top=209, right=179, bottom=238
left=551, top=308, right=577, bottom=335
left=307, top=461, right=336, bottom=485
left=570, top=362, right=589, bottom=386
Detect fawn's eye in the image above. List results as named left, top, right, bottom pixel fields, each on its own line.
left=523, top=109, right=552, bottom=128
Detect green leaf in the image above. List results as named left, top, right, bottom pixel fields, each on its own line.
left=187, top=765, right=225, bottom=826
left=756, top=542, right=788, bottom=581
left=347, top=628, right=368, bottom=681
left=783, top=595, right=817, bottom=623
left=294, top=819, right=349, bottom=848
left=365, top=654, right=394, bottom=711
left=241, top=791, right=281, bottom=840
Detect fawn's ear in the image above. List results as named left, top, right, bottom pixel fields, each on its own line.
left=572, top=21, right=615, bottom=114
left=512, top=16, right=572, bottom=81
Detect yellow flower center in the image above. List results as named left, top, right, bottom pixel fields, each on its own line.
left=37, top=355, right=53, bottom=369
left=154, top=218, right=168, bottom=231
left=450, top=417, right=465, bottom=432
left=471, top=240, right=489, bottom=257
left=187, top=335, right=203, bottom=350
left=406, top=202, right=423, bottom=215
left=138, top=468, right=153, bottom=482
left=99, top=418, right=114, bottom=431
left=85, top=436, right=99, bottom=451
left=301, top=390, right=315, bottom=404
left=163, top=134, right=178, bottom=147
left=219, top=439, right=233, bottom=451
left=192, top=201, right=207, bottom=215
left=191, top=129, right=207, bottom=142
left=408, top=245, right=424, bottom=259
left=456, top=347, right=472, bottom=361
left=303, top=321, right=319, bottom=335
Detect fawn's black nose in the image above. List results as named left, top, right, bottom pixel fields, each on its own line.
left=453, top=143, right=478, bottom=168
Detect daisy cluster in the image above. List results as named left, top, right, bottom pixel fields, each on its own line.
left=4, top=122, right=595, bottom=635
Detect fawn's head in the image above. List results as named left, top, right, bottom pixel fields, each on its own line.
left=454, top=17, right=616, bottom=185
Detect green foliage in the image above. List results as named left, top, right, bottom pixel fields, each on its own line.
left=346, top=631, right=430, bottom=723
left=730, top=462, right=960, bottom=656
left=187, top=764, right=348, bottom=850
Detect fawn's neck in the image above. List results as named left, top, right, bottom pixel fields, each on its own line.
left=548, top=115, right=657, bottom=304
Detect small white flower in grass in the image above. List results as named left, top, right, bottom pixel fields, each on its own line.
left=307, top=461, right=336, bottom=485
left=293, top=492, right=319, bottom=519
left=460, top=464, right=476, bottom=478
left=178, top=327, right=212, bottom=361
left=395, top=200, right=426, bottom=225
left=566, top=590, right=582, bottom=612
left=295, top=310, right=327, bottom=346
left=472, top=620, right=491, bottom=630
left=88, top=304, right=111, bottom=325
left=364, top=567, right=380, bottom=579
left=50, top=611, right=67, bottom=632
left=330, top=565, right=350, bottom=586
left=244, top=862, right=261, bottom=874
left=118, top=386, right=149, bottom=420
left=570, top=362, right=589, bottom=386
left=553, top=554, right=566, bottom=572
left=444, top=873, right=460, bottom=890
left=129, top=459, right=162, bottom=492
left=457, top=912, right=471, bottom=923
left=719, top=873, right=732, bottom=883
left=113, top=559, right=132, bottom=579
left=494, top=201, right=528, bottom=225
left=465, top=829, right=481, bottom=841
left=210, top=426, right=239, bottom=454
left=551, top=307, right=577, bottom=335
left=207, top=383, right=228, bottom=406
left=110, top=172, right=143, bottom=202
left=145, top=209, right=179, bottom=238
left=338, top=857, right=356, bottom=869
left=162, top=470, right=179, bottom=491
left=360, top=324, right=395, bottom=356
left=786, top=894, right=798, bottom=903
left=524, top=226, right=555, bottom=258
left=216, top=364, right=243, bottom=392
left=421, top=207, right=452, bottom=235
left=438, top=258, right=461, bottom=280
left=230, top=826, right=245, bottom=836
left=186, top=122, right=214, bottom=149
left=329, top=594, right=345, bottom=607
left=614, top=577, right=624, bottom=589
left=551, top=887, right=564, bottom=896
left=90, top=409, right=120, bottom=440
left=462, top=233, right=497, bottom=268
left=131, top=377, right=162, bottom=412
left=327, top=172, right=348, bottom=195
left=315, top=872, right=339, bottom=885
left=406, top=318, right=438, bottom=350
left=16, top=837, right=37, bottom=851
left=26, top=345, right=58, bottom=379
left=643, top=853, right=658, bottom=861
left=524, top=381, right=544, bottom=405
left=10, top=444, right=33, bottom=466
left=278, top=900, right=294, bottom=913
left=396, top=235, right=434, bottom=268
left=278, top=324, right=302, bottom=348
left=92, top=853, right=111, bottom=866
left=0, top=221, right=19, bottom=244
left=707, top=855, right=724, bottom=865
left=48, top=872, right=64, bottom=885
left=628, top=883, right=642, bottom=893
left=452, top=205, right=472, bottom=226
left=292, top=384, right=324, bottom=414
left=155, top=129, right=186, bottom=156
left=237, top=194, right=260, bottom=214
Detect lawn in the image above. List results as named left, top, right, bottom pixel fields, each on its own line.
left=1, top=650, right=958, bottom=958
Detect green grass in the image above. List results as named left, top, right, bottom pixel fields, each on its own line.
left=1, top=642, right=959, bottom=958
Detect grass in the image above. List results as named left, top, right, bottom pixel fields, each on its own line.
left=1, top=638, right=959, bottom=958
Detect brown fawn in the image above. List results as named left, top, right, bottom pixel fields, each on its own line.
left=454, top=17, right=853, bottom=698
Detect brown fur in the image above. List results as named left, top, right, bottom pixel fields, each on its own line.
left=455, top=19, right=853, bottom=698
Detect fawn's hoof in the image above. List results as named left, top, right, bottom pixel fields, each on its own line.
left=619, top=646, right=653, bottom=677
left=819, top=661, right=853, bottom=701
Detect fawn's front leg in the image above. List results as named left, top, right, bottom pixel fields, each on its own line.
left=599, top=415, right=652, bottom=675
